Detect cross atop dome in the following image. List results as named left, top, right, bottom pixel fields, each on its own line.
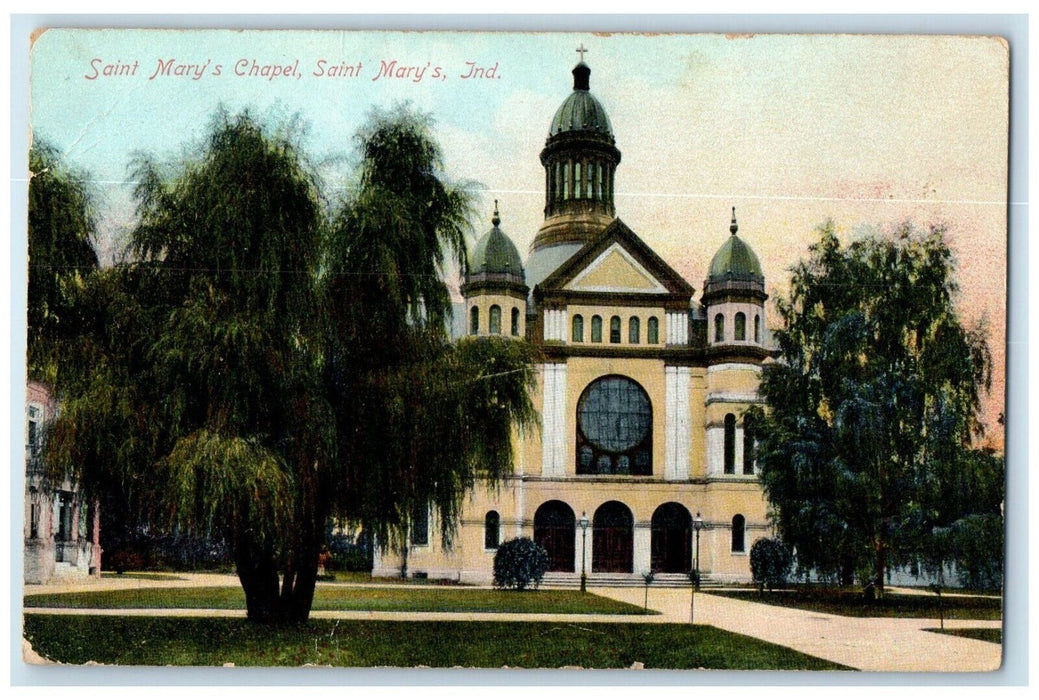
left=576, top=43, right=588, bottom=62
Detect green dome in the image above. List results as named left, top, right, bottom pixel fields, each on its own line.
left=549, top=63, right=613, bottom=137
left=471, top=209, right=523, bottom=277
left=708, top=210, right=763, bottom=282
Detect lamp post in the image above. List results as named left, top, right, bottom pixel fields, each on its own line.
left=580, top=512, right=590, bottom=593
left=690, top=512, right=704, bottom=623
left=693, top=511, right=703, bottom=591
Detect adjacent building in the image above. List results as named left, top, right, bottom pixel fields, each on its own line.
left=24, top=381, right=101, bottom=584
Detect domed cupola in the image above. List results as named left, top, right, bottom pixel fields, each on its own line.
left=703, top=208, right=768, bottom=349
left=468, top=204, right=524, bottom=284
left=530, top=49, right=622, bottom=257
left=461, top=203, right=530, bottom=338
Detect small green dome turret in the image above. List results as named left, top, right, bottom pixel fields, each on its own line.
left=708, top=208, right=764, bottom=282
left=470, top=202, right=524, bottom=278
left=702, top=208, right=766, bottom=305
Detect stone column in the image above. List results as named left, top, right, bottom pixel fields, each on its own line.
left=633, top=522, right=652, bottom=576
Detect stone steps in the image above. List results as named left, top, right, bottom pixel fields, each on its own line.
left=540, top=571, right=725, bottom=588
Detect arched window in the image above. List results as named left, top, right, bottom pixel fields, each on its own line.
left=743, top=414, right=756, bottom=475
left=576, top=375, right=653, bottom=475
left=412, top=505, right=429, bottom=547
left=731, top=514, right=746, bottom=553
left=714, top=313, right=725, bottom=343
left=572, top=314, right=584, bottom=342
left=484, top=511, right=500, bottom=549
left=647, top=317, right=659, bottom=344
left=724, top=413, right=736, bottom=474
left=735, top=312, right=746, bottom=341
left=754, top=314, right=761, bottom=343
left=628, top=316, right=640, bottom=344
left=575, top=162, right=582, bottom=199
left=470, top=306, right=479, bottom=335
left=591, top=315, right=603, bottom=343
left=489, top=305, right=502, bottom=334
left=563, top=161, right=571, bottom=199
left=555, top=162, right=561, bottom=199
left=610, top=316, right=621, bottom=344
left=511, top=307, right=520, bottom=336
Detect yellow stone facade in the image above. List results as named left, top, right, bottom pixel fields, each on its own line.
left=373, top=58, right=772, bottom=585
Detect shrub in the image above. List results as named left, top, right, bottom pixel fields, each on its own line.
left=750, top=538, right=792, bottom=593
left=493, top=537, right=549, bottom=590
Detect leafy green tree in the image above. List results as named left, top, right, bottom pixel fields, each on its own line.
left=750, top=221, right=1002, bottom=596
left=27, top=141, right=100, bottom=382
left=45, top=107, right=537, bottom=623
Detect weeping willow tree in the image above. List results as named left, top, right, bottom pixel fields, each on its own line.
left=750, top=221, right=1002, bottom=595
left=44, top=107, right=537, bottom=623
left=27, top=140, right=100, bottom=383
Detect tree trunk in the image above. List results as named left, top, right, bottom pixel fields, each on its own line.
left=873, top=541, right=886, bottom=598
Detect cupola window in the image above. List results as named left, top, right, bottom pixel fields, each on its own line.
left=735, top=312, right=746, bottom=341
left=511, top=307, right=520, bottom=336
left=714, top=313, right=725, bottom=343
left=754, top=314, right=761, bottom=343
left=470, top=306, right=480, bottom=335
left=490, top=305, right=502, bottom=335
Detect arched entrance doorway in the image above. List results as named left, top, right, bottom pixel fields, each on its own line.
left=592, top=501, right=633, bottom=573
left=533, top=501, right=575, bottom=572
left=651, top=502, right=692, bottom=573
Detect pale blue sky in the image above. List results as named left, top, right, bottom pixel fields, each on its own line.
left=28, top=29, right=1010, bottom=429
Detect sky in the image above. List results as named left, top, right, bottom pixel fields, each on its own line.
left=27, top=29, right=1009, bottom=444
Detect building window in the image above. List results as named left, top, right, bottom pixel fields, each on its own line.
left=411, top=505, right=429, bottom=547
left=490, top=305, right=502, bottom=335
left=511, top=307, right=520, bottom=336
left=27, top=405, right=41, bottom=456
left=572, top=314, right=584, bottom=342
left=610, top=316, right=621, bottom=343
left=731, top=514, right=746, bottom=553
left=628, top=316, right=640, bottom=344
left=29, top=501, right=39, bottom=539
left=735, top=312, right=746, bottom=341
left=714, top=313, right=725, bottom=343
left=647, top=317, right=659, bottom=344
left=754, top=314, right=761, bottom=343
left=576, top=375, right=653, bottom=475
left=723, top=413, right=736, bottom=474
left=591, top=315, right=603, bottom=343
left=485, top=511, right=500, bottom=550
left=470, top=306, right=479, bottom=335
left=743, top=414, right=756, bottom=475
left=563, top=161, right=570, bottom=199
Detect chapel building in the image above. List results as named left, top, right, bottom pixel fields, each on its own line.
left=372, top=57, right=772, bottom=585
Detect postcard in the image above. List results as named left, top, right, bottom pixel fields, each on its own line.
left=21, top=27, right=1008, bottom=673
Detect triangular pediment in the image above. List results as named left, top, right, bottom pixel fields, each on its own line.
left=564, top=244, right=668, bottom=293
left=538, top=219, right=695, bottom=298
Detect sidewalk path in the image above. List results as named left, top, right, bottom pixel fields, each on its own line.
left=22, top=574, right=1002, bottom=672
left=591, top=586, right=1002, bottom=673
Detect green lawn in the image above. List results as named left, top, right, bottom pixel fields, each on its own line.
left=709, top=589, right=1002, bottom=620
left=924, top=627, right=1002, bottom=644
left=25, top=585, right=647, bottom=615
left=22, top=615, right=850, bottom=669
